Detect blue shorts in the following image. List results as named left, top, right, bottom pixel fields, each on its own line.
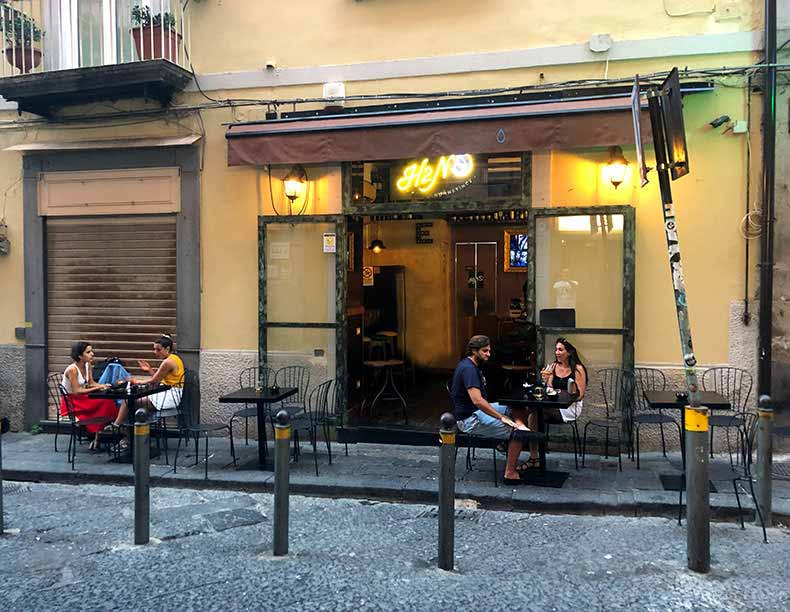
left=457, top=403, right=512, bottom=440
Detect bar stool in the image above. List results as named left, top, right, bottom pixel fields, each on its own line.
left=375, top=330, right=399, bottom=359
left=362, top=359, right=408, bottom=424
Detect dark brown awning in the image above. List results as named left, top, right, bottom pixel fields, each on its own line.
left=226, top=96, right=651, bottom=166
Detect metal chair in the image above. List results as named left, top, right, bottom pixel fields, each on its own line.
left=582, top=368, right=633, bottom=471
left=59, top=385, right=115, bottom=471
left=292, top=379, right=334, bottom=476
left=545, top=418, right=581, bottom=470
left=312, top=379, right=349, bottom=469
left=230, top=366, right=275, bottom=445
left=150, top=374, right=185, bottom=465
left=173, top=371, right=237, bottom=480
left=701, top=367, right=753, bottom=468
left=47, top=373, right=65, bottom=452
left=632, top=367, right=682, bottom=469
left=274, top=365, right=310, bottom=416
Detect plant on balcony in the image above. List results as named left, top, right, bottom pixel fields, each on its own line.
left=0, top=3, right=43, bottom=73
left=130, top=5, right=181, bottom=62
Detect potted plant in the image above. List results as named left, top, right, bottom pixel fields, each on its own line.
left=131, top=5, right=180, bottom=62
left=0, top=3, right=42, bottom=73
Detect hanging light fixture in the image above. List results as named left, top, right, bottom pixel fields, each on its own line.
left=282, top=164, right=307, bottom=202
left=605, top=146, right=629, bottom=189
left=367, top=216, right=387, bottom=254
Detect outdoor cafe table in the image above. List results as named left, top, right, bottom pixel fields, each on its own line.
left=218, top=386, right=298, bottom=470
left=499, top=389, right=577, bottom=487
left=643, top=390, right=730, bottom=490
left=88, top=382, right=171, bottom=463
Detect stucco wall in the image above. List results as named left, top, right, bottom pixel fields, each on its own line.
left=0, top=344, right=25, bottom=431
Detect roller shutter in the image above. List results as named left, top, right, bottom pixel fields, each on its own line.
left=46, top=216, right=177, bottom=417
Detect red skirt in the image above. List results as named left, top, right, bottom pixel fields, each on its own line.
left=60, top=396, right=119, bottom=434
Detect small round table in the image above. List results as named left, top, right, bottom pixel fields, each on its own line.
left=362, top=359, right=408, bottom=424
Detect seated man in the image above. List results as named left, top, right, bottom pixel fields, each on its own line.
left=451, top=335, right=529, bottom=485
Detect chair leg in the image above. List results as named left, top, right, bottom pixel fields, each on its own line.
left=678, top=476, right=684, bottom=526
left=174, top=431, right=183, bottom=474
left=163, top=419, right=170, bottom=465
left=245, top=416, right=249, bottom=446
left=54, top=415, right=60, bottom=453
left=582, top=423, right=591, bottom=467
left=746, top=476, right=768, bottom=543
left=228, top=425, right=237, bottom=468
left=725, top=427, right=735, bottom=470
left=617, top=431, right=622, bottom=472
left=313, top=427, right=319, bottom=477
left=204, top=435, right=209, bottom=480
left=492, top=447, right=498, bottom=488
left=636, top=424, right=641, bottom=470
left=733, top=478, right=745, bottom=530
left=604, top=429, right=610, bottom=459
left=709, top=425, right=715, bottom=458
left=659, top=423, right=667, bottom=457
left=69, top=429, right=76, bottom=471
left=324, top=423, right=332, bottom=465
left=571, top=423, right=579, bottom=470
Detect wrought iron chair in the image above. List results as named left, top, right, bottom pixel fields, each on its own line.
left=311, top=379, right=349, bottom=469
left=545, top=417, right=581, bottom=470
left=582, top=368, right=633, bottom=471
left=149, top=373, right=186, bottom=465
left=173, top=371, right=237, bottom=480
left=632, top=367, right=682, bottom=469
left=230, top=366, right=275, bottom=445
left=702, top=366, right=753, bottom=468
left=292, top=378, right=334, bottom=476
left=59, top=385, right=115, bottom=471
left=274, top=365, right=311, bottom=417
left=47, top=373, right=65, bottom=452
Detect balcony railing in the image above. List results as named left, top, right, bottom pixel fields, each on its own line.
left=0, top=0, right=191, bottom=78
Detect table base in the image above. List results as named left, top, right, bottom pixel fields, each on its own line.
left=658, top=473, right=717, bottom=493
left=519, top=469, right=569, bottom=488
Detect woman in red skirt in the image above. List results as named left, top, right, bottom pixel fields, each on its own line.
left=61, top=342, right=121, bottom=450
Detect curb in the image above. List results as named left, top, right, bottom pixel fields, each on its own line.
left=4, top=468, right=787, bottom=525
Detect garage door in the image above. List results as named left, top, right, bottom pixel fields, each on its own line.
left=46, top=216, right=177, bottom=417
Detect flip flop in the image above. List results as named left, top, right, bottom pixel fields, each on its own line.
left=516, top=458, right=540, bottom=472
left=502, top=477, right=524, bottom=486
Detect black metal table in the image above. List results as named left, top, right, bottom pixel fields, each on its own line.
left=218, top=386, right=298, bottom=470
left=89, top=383, right=171, bottom=463
left=499, top=390, right=577, bottom=487
left=644, top=390, right=730, bottom=489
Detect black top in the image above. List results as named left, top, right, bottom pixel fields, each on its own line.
left=450, top=357, right=487, bottom=421
left=552, top=371, right=571, bottom=391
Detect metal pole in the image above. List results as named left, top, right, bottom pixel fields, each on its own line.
left=133, top=408, right=150, bottom=545
left=685, top=405, right=710, bottom=573
left=438, top=413, right=456, bottom=571
left=755, top=395, right=773, bottom=527
left=273, top=410, right=291, bottom=557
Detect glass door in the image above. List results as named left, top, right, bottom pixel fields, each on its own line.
left=454, top=242, right=498, bottom=353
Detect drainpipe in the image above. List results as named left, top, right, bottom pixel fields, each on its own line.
left=758, top=0, right=777, bottom=397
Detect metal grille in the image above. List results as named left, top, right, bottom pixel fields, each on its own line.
left=773, top=462, right=790, bottom=481
left=46, top=216, right=177, bottom=417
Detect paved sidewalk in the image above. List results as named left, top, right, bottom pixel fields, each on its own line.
left=2, top=432, right=790, bottom=521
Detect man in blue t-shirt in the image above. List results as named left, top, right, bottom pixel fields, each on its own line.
left=450, top=335, right=529, bottom=485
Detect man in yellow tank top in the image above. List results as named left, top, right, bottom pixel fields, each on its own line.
left=129, top=334, right=184, bottom=412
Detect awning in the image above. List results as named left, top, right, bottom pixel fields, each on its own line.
left=226, top=96, right=651, bottom=166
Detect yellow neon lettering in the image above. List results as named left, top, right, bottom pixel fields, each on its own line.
left=396, top=154, right=475, bottom=195
left=396, top=162, right=419, bottom=192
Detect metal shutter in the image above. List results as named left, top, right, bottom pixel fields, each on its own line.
left=46, top=216, right=177, bottom=417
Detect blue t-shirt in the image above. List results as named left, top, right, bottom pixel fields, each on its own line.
left=451, top=357, right=487, bottom=420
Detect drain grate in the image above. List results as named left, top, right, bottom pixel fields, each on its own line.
left=773, top=462, right=790, bottom=480
left=2, top=482, right=23, bottom=495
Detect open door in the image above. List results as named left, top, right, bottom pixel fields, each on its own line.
left=454, top=241, right=498, bottom=355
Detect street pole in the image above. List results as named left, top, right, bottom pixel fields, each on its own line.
left=684, top=406, right=710, bottom=573
left=438, top=413, right=456, bottom=571
left=755, top=395, right=773, bottom=527
left=0, top=418, right=5, bottom=535
left=273, top=410, right=291, bottom=557
left=646, top=88, right=708, bottom=573
left=133, top=408, right=150, bottom=545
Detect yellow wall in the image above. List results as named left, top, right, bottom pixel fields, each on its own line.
left=0, top=0, right=763, bottom=368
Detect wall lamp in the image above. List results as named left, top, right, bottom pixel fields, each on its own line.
left=282, top=165, right=308, bottom=202
left=605, top=146, right=629, bottom=189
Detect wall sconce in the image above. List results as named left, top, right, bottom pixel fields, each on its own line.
left=604, top=146, right=629, bottom=189
left=283, top=165, right=307, bottom=202
left=368, top=239, right=386, bottom=254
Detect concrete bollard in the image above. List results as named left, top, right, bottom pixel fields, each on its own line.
left=0, top=417, right=7, bottom=535
left=755, top=395, right=773, bottom=528
left=133, top=408, right=150, bottom=545
left=273, top=410, right=291, bottom=557
left=438, top=412, right=456, bottom=571
left=685, top=405, right=710, bottom=573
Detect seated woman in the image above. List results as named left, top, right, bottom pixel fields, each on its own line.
left=524, top=337, right=587, bottom=468
left=61, top=342, right=125, bottom=450
left=129, top=334, right=185, bottom=414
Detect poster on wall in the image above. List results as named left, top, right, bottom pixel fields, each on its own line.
left=362, top=266, right=374, bottom=286
left=323, top=233, right=337, bottom=253
left=269, top=242, right=290, bottom=260
left=504, top=230, right=528, bottom=272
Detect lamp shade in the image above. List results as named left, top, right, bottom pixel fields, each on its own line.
left=605, top=146, right=629, bottom=189
left=368, top=239, right=386, bottom=254
left=283, top=164, right=307, bottom=201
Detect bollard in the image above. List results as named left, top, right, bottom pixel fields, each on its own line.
left=685, top=405, right=710, bottom=573
left=438, top=412, right=456, bottom=571
left=755, top=395, right=773, bottom=528
left=133, top=408, right=150, bottom=545
left=0, top=417, right=7, bottom=535
left=273, top=410, right=291, bottom=557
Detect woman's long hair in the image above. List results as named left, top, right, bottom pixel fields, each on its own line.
left=555, top=337, right=587, bottom=381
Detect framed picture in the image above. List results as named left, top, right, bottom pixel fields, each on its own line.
left=346, top=232, right=355, bottom=272
left=504, top=230, right=528, bottom=272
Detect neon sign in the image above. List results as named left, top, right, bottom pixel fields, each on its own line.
left=395, top=154, right=475, bottom=196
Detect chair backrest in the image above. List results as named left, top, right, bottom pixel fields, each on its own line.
left=308, top=379, right=334, bottom=421
left=58, top=383, right=78, bottom=422
left=239, top=366, right=274, bottom=389
left=598, top=368, right=634, bottom=420
left=175, top=370, right=200, bottom=429
left=445, top=378, right=456, bottom=413
left=47, top=373, right=63, bottom=417
left=275, top=365, right=310, bottom=405
left=633, top=367, right=667, bottom=413
left=701, top=367, right=753, bottom=414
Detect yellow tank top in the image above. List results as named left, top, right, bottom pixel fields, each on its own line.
left=161, top=354, right=184, bottom=387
